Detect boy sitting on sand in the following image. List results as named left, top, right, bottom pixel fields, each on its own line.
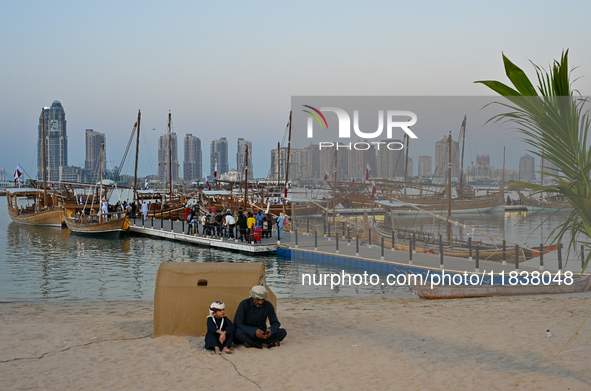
left=204, top=301, right=234, bottom=355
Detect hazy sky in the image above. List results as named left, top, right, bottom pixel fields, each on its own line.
left=2, top=0, right=591, bottom=180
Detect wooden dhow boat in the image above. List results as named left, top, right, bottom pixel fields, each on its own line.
left=517, top=191, right=573, bottom=210
left=6, top=188, right=63, bottom=227
left=6, top=108, right=63, bottom=227
left=64, top=210, right=130, bottom=235
left=410, top=274, right=591, bottom=299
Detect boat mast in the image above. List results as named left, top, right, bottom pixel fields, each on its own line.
left=244, top=145, right=249, bottom=208
left=168, top=112, right=172, bottom=197
left=458, top=115, right=466, bottom=197
left=41, top=108, right=48, bottom=207
left=99, top=142, right=104, bottom=222
left=333, top=147, right=337, bottom=233
left=404, top=133, right=409, bottom=194
left=133, top=110, right=141, bottom=199
left=284, top=111, right=292, bottom=202
left=447, top=131, right=452, bottom=243
left=502, top=146, right=506, bottom=196
left=277, top=142, right=281, bottom=185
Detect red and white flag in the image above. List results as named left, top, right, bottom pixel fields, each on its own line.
left=144, top=178, right=148, bottom=190
left=14, top=164, right=24, bottom=187
left=352, top=178, right=356, bottom=183
left=284, top=182, right=289, bottom=198
left=214, top=163, right=218, bottom=178
left=365, top=164, right=371, bottom=181
left=324, top=169, right=330, bottom=182
left=204, top=171, right=211, bottom=191
left=370, top=181, right=377, bottom=199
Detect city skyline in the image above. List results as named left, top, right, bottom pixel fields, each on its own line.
left=25, top=100, right=561, bottom=184
left=3, top=2, right=591, bottom=181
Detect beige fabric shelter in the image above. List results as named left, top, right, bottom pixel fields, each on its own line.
left=154, top=262, right=276, bottom=337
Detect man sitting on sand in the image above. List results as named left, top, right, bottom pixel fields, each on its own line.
left=233, top=286, right=287, bottom=349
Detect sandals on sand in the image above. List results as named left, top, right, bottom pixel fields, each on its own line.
left=267, top=341, right=280, bottom=349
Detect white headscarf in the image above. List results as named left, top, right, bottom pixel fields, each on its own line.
left=208, top=301, right=225, bottom=318
left=250, top=285, right=268, bottom=300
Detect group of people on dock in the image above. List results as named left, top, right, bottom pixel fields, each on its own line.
left=184, top=205, right=286, bottom=242
left=204, top=285, right=287, bottom=355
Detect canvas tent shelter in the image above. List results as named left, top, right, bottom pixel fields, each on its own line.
left=154, top=262, right=276, bottom=337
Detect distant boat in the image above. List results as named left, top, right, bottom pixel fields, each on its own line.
left=410, top=274, right=591, bottom=299
left=517, top=191, right=573, bottom=210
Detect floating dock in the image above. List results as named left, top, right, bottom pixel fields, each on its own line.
left=129, top=218, right=277, bottom=254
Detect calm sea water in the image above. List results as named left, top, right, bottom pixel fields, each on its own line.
left=0, top=195, right=575, bottom=302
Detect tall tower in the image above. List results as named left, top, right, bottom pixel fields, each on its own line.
left=158, top=133, right=179, bottom=183
left=236, top=138, right=253, bottom=179
left=418, top=156, right=432, bottom=177
left=434, top=136, right=459, bottom=178
left=210, top=138, right=228, bottom=177
left=85, top=129, right=106, bottom=175
left=183, top=134, right=202, bottom=182
left=519, top=153, right=536, bottom=181
left=37, top=100, right=67, bottom=181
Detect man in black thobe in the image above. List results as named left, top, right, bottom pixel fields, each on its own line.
left=233, top=286, right=287, bottom=349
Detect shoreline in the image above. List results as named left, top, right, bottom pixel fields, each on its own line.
left=2, top=294, right=591, bottom=390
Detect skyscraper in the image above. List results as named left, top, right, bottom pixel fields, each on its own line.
left=434, top=135, right=459, bottom=178
left=519, top=153, right=536, bottom=181
left=376, top=139, right=405, bottom=179
left=85, top=129, right=106, bottom=175
left=158, top=133, right=179, bottom=183
left=236, top=138, right=253, bottom=179
left=210, top=138, right=228, bottom=177
left=348, top=140, right=376, bottom=181
left=418, top=156, right=432, bottom=177
left=183, top=134, right=202, bottom=182
left=37, top=100, right=67, bottom=181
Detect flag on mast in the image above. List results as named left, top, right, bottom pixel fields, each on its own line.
left=144, top=178, right=148, bottom=190
left=370, top=182, right=377, bottom=199
left=14, top=164, right=24, bottom=187
left=324, top=169, right=330, bottom=182
left=284, top=182, right=289, bottom=198
left=214, top=163, right=218, bottom=178
left=204, top=171, right=211, bottom=191
left=365, top=164, right=371, bottom=181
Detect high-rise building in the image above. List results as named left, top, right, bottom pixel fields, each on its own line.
left=434, top=135, right=459, bottom=178
left=37, top=100, right=67, bottom=181
left=476, top=155, right=490, bottom=167
left=418, top=156, right=432, bottom=177
left=183, top=134, right=202, bottom=182
left=85, top=129, right=106, bottom=175
left=269, top=146, right=288, bottom=181
left=348, top=140, right=376, bottom=181
left=376, top=139, right=405, bottom=179
left=158, top=133, right=179, bottom=183
left=406, top=158, right=413, bottom=178
left=210, top=138, right=229, bottom=177
left=302, top=143, right=320, bottom=180
left=236, top=138, right=253, bottom=179
left=519, top=153, right=536, bottom=181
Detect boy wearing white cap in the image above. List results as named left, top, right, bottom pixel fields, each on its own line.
left=204, top=301, right=235, bottom=355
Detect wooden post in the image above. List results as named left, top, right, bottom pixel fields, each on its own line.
left=475, top=247, right=480, bottom=273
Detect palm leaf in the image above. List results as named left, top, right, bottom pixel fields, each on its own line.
left=476, top=50, right=591, bottom=273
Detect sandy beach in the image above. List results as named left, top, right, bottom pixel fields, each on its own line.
left=2, top=293, right=591, bottom=390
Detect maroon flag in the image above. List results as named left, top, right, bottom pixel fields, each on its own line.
left=370, top=182, right=377, bottom=199
left=365, top=164, right=371, bottom=181
left=14, top=164, right=24, bottom=187
left=324, top=169, right=330, bottom=182
left=204, top=171, right=211, bottom=191
left=214, top=163, right=218, bottom=178
left=284, top=182, right=289, bottom=198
